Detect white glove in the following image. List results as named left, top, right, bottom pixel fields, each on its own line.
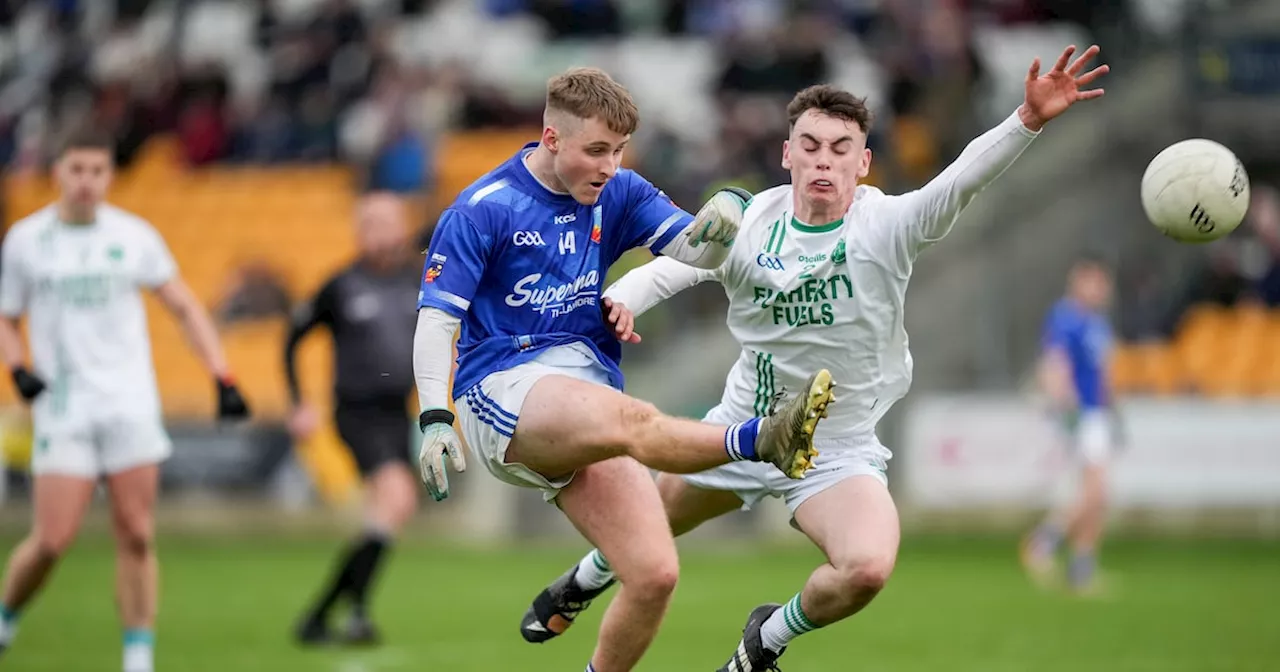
left=687, top=187, right=751, bottom=248
left=417, top=409, right=466, bottom=501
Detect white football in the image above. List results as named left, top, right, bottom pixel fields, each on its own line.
left=1140, top=139, right=1250, bottom=243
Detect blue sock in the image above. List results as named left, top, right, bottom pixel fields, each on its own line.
left=1068, top=552, right=1095, bottom=587
left=123, top=628, right=154, bottom=648
left=0, top=604, right=18, bottom=624
left=586, top=664, right=597, bottom=672
left=725, top=418, right=760, bottom=461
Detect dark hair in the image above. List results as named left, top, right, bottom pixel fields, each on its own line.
left=786, top=85, right=874, bottom=134
left=58, top=127, right=115, bottom=157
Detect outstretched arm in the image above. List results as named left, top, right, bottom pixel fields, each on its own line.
left=604, top=256, right=717, bottom=319
left=897, top=45, right=1109, bottom=253
left=621, top=173, right=750, bottom=270
left=653, top=188, right=751, bottom=269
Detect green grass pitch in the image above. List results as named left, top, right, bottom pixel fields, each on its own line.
left=1, top=533, right=1276, bottom=671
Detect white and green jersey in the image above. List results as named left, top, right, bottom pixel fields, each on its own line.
left=0, top=204, right=176, bottom=422
left=606, top=110, right=1039, bottom=442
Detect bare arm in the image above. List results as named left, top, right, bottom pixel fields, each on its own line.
left=153, top=278, right=230, bottom=379
left=1037, top=346, right=1078, bottom=411
left=0, top=227, right=30, bottom=370
left=0, top=316, right=25, bottom=370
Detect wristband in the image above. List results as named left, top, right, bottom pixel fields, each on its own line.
left=419, top=408, right=456, bottom=432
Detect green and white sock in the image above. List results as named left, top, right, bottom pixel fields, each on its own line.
left=759, top=593, right=820, bottom=653
left=122, top=629, right=154, bottom=672
left=0, top=604, right=18, bottom=646
left=573, top=549, right=614, bottom=590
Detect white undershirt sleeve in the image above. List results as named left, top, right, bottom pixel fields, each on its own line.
left=414, top=307, right=461, bottom=412
left=603, top=256, right=717, bottom=317
left=897, top=109, right=1040, bottom=253
left=654, top=223, right=732, bottom=269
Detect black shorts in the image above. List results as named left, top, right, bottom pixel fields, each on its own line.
left=334, top=400, right=413, bottom=477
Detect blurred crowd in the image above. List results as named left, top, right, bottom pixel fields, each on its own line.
left=0, top=0, right=1146, bottom=195
left=2, top=0, right=1241, bottom=362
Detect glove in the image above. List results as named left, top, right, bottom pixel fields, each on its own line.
left=418, top=408, right=466, bottom=502
left=10, top=366, right=46, bottom=403
left=216, top=377, right=250, bottom=420
left=687, top=186, right=751, bottom=248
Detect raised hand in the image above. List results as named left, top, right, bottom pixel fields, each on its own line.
left=1019, top=44, right=1110, bottom=131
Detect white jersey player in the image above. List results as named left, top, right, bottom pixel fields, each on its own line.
left=0, top=129, right=249, bottom=672
left=523, top=45, right=1110, bottom=671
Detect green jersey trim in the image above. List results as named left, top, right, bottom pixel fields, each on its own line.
left=790, top=216, right=843, bottom=234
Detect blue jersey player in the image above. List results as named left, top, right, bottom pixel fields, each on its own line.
left=411, top=68, right=837, bottom=672
left=1022, top=254, right=1118, bottom=595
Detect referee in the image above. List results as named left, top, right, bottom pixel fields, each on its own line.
left=284, top=192, right=423, bottom=646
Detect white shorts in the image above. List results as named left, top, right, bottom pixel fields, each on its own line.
left=455, top=344, right=614, bottom=499
left=31, top=412, right=173, bottom=478
left=683, top=404, right=892, bottom=515
left=1072, top=409, right=1115, bottom=465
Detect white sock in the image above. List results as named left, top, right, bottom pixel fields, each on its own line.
left=123, top=643, right=153, bottom=672
left=123, top=630, right=154, bottom=672
left=759, top=593, right=819, bottom=654
left=573, top=549, right=614, bottom=590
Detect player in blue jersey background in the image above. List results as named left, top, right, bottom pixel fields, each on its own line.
left=411, top=67, right=837, bottom=672
left=1022, top=254, right=1121, bottom=595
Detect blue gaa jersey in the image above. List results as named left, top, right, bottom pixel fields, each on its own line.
left=1042, top=298, right=1114, bottom=409
left=418, top=143, right=693, bottom=400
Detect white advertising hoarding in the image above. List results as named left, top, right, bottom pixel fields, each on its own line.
left=901, top=395, right=1280, bottom=510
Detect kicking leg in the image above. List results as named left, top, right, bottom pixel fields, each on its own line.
left=559, top=458, right=679, bottom=672
left=521, top=473, right=744, bottom=643
left=719, top=475, right=899, bottom=671
left=106, top=464, right=160, bottom=672
left=507, top=371, right=835, bottom=482
left=0, top=475, right=97, bottom=653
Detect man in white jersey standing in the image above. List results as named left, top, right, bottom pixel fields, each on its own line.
left=522, top=45, right=1110, bottom=670
left=0, top=129, right=250, bottom=672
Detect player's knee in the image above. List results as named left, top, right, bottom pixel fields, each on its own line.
left=387, top=486, right=418, bottom=529
left=32, top=531, right=75, bottom=563
left=613, top=399, right=661, bottom=455
left=836, top=555, right=894, bottom=598
left=114, top=518, right=154, bottom=557
left=626, top=557, right=679, bottom=605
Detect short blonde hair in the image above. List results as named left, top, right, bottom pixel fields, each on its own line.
left=546, top=67, right=640, bottom=136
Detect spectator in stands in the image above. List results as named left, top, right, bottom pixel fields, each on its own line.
left=1246, top=184, right=1280, bottom=306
